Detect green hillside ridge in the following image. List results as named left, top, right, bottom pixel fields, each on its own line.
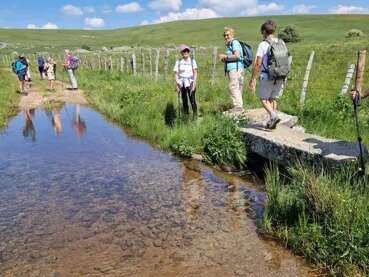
left=0, top=15, right=369, bottom=52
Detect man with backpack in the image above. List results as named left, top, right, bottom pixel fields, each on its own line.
left=249, top=20, right=290, bottom=129
left=174, top=44, right=198, bottom=117
left=64, top=49, right=78, bottom=90
left=12, top=54, right=28, bottom=95
left=219, top=27, right=247, bottom=114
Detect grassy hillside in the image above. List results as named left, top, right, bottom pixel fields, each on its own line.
left=1, top=15, right=369, bottom=52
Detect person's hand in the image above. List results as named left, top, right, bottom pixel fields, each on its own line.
left=351, top=89, right=359, bottom=101
left=191, top=81, right=197, bottom=92
left=248, top=78, right=257, bottom=94
left=218, top=54, right=227, bottom=62
left=175, top=84, right=180, bottom=93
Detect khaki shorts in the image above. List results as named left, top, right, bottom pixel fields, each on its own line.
left=258, top=78, right=284, bottom=100
left=47, top=72, right=55, bottom=81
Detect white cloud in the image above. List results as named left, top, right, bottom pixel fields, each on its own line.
left=292, top=4, right=315, bottom=14
left=200, top=0, right=257, bottom=14
left=149, top=0, right=182, bottom=11
left=83, top=6, right=95, bottom=14
left=155, top=8, right=218, bottom=23
left=62, top=4, right=83, bottom=16
left=27, top=24, right=38, bottom=29
left=42, top=22, right=59, bottom=29
left=141, top=20, right=150, bottom=25
left=330, top=5, right=369, bottom=14
left=243, top=3, right=284, bottom=16
left=84, top=17, right=105, bottom=28
left=27, top=23, right=59, bottom=29
left=116, top=2, right=143, bottom=13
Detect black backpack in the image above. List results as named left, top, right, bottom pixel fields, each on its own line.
left=226, top=40, right=253, bottom=72
left=263, top=38, right=290, bottom=80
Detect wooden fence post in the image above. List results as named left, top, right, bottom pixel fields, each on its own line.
left=120, top=57, right=124, bottom=72
left=300, top=51, right=315, bottom=108
left=211, top=47, right=218, bottom=86
left=340, top=64, right=356, bottom=95
left=155, top=49, right=160, bottom=81
left=149, top=49, right=153, bottom=77
left=141, top=49, right=145, bottom=76
left=131, top=52, right=137, bottom=76
left=164, top=48, right=169, bottom=80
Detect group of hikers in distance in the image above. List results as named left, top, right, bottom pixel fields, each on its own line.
left=12, top=49, right=79, bottom=94
left=11, top=19, right=368, bottom=130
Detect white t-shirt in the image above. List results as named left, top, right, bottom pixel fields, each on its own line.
left=256, top=38, right=278, bottom=80
left=173, top=58, right=197, bottom=79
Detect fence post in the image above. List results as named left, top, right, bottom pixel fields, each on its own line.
left=164, top=48, right=169, bottom=80
left=155, top=49, right=160, bottom=81
left=340, top=64, right=355, bottom=95
left=300, top=51, right=315, bottom=108
left=354, top=50, right=367, bottom=95
left=211, top=47, right=218, bottom=86
left=131, top=52, right=137, bottom=76
left=149, top=48, right=153, bottom=77
left=141, top=49, right=145, bottom=76
left=120, top=56, right=124, bottom=72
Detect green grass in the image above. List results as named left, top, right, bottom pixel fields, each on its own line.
left=262, top=164, right=369, bottom=276
left=0, top=68, right=19, bottom=128
left=1, top=15, right=369, bottom=52
left=77, top=69, right=246, bottom=168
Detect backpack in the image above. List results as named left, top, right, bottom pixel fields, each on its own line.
left=69, top=56, right=79, bottom=70
left=11, top=62, right=16, bottom=74
left=263, top=38, right=290, bottom=81
left=37, top=57, right=45, bottom=67
left=13, top=59, right=27, bottom=74
left=228, top=40, right=253, bottom=70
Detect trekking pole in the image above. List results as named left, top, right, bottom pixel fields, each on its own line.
left=353, top=94, right=365, bottom=175
left=353, top=50, right=367, bottom=175
left=177, top=88, right=181, bottom=120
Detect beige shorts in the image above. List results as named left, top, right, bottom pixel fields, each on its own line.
left=47, top=72, right=55, bottom=81
left=258, top=78, right=284, bottom=100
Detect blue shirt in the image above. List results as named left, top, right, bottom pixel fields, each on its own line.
left=225, top=40, right=243, bottom=72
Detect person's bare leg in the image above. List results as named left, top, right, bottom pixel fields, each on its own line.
left=261, top=99, right=274, bottom=117
left=270, top=98, right=277, bottom=112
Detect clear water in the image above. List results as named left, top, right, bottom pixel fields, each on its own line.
left=0, top=104, right=313, bottom=276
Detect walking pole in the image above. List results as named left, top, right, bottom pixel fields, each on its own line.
left=353, top=94, right=365, bottom=175
left=177, top=87, right=181, bottom=120
left=353, top=50, right=367, bottom=175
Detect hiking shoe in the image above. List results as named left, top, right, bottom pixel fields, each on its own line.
left=268, top=116, right=281, bottom=129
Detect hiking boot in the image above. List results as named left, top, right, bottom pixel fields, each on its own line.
left=268, top=116, right=281, bottom=129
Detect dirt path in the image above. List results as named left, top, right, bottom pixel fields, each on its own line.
left=19, top=80, right=87, bottom=110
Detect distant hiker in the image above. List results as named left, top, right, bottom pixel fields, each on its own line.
left=64, top=49, right=78, bottom=90
left=249, top=20, right=290, bottom=129
left=37, top=55, right=46, bottom=79
left=25, top=57, right=32, bottom=87
left=174, top=44, right=198, bottom=116
left=219, top=27, right=245, bottom=114
left=44, top=57, right=56, bottom=91
left=13, top=54, right=28, bottom=95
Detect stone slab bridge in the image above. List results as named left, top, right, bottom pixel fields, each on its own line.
left=230, top=109, right=368, bottom=168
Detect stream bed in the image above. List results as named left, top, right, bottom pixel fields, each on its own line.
left=0, top=104, right=314, bottom=276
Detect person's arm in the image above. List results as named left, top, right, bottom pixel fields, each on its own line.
left=248, top=56, right=262, bottom=93
left=174, top=61, right=180, bottom=92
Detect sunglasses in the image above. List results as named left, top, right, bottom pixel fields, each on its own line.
left=223, top=33, right=231, bottom=37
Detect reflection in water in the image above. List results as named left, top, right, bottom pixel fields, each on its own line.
left=73, top=104, right=87, bottom=139
left=0, top=104, right=314, bottom=276
left=22, top=109, right=36, bottom=141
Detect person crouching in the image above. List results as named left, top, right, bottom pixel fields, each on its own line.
left=174, top=44, right=198, bottom=117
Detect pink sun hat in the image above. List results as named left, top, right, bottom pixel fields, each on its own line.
left=179, top=44, right=191, bottom=52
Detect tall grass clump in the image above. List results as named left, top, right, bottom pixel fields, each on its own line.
left=203, top=116, right=246, bottom=168
left=262, top=164, right=369, bottom=276
left=0, top=68, right=19, bottom=128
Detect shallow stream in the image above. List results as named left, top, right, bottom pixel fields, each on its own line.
left=0, top=104, right=313, bottom=276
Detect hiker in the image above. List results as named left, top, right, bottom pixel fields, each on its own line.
left=25, top=56, right=32, bottom=88
left=64, top=49, right=78, bottom=90
left=219, top=27, right=245, bottom=114
left=37, top=55, right=45, bottom=79
left=44, top=57, right=56, bottom=91
left=249, top=20, right=290, bottom=129
left=13, top=55, right=28, bottom=95
left=174, top=44, right=198, bottom=116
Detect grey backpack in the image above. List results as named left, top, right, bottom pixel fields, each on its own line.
left=264, top=38, right=290, bottom=81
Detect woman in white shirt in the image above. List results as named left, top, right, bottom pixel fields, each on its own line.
left=174, top=44, right=198, bottom=116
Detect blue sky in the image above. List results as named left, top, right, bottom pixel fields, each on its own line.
left=0, top=0, right=368, bottom=29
